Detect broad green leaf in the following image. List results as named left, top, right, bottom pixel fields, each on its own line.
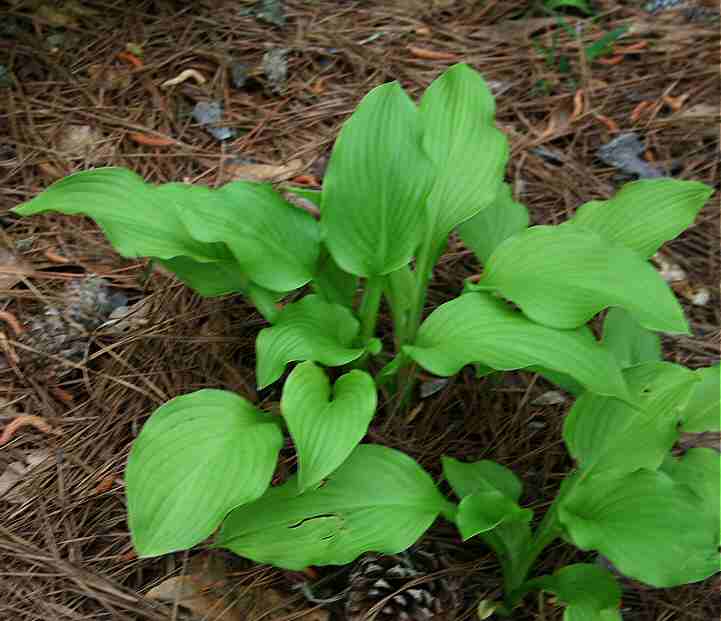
left=321, top=82, right=434, bottom=276
left=679, top=365, right=720, bottom=433
left=474, top=226, right=688, bottom=333
left=216, top=444, right=449, bottom=569
left=523, top=564, right=622, bottom=621
left=404, top=292, right=630, bottom=401
left=157, top=255, right=248, bottom=297
left=563, top=362, right=697, bottom=478
left=126, top=389, right=283, bottom=557
left=442, top=456, right=523, bottom=502
left=601, top=308, right=661, bottom=369
left=421, top=64, right=509, bottom=248
left=282, top=362, right=377, bottom=492
left=559, top=469, right=720, bottom=587
left=457, top=490, right=532, bottom=540
left=661, top=448, right=720, bottom=529
left=255, top=295, right=366, bottom=389
left=567, top=179, right=713, bottom=258
left=532, top=367, right=585, bottom=396
left=12, top=168, right=223, bottom=262
left=180, top=181, right=320, bottom=292
left=458, top=183, right=529, bottom=264
left=312, top=246, right=358, bottom=309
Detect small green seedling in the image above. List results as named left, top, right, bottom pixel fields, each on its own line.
left=14, top=64, right=719, bottom=620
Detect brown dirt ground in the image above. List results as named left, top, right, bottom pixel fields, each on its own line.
left=0, top=1, right=719, bottom=620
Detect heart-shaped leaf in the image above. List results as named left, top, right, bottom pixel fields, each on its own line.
left=522, top=564, right=622, bottom=621
left=216, top=444, right=450, bottom=569
left=321, top=82, right=434, bottom=276
left=404, top=292, right=630, bottom=401
left=559, top=469, right=720, bottom=587
left=474, top=226, right=688, bottom=333
left=601, top=307, right=661, bottom=369
left=282, top=362, right=377, bottom=492
left=661, top=448, right=720, bottom=529
left=458, top=182, right=529, bottom=264
left=678, top=365, right=720, bottom=433
left=421, top=63, right=509, bottom=248
left=563, top=362, right=697, bottom=478
left=255, top=295, right=367, bottom=389
left=180, top=181, right=320, bottom=292
left=566, top=179, right=713, bottom=258
left=126, top=390, right=283, bottom=557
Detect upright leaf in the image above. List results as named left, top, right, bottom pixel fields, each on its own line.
left=474, top=226, right=688, bottom=333
left=180, top=181, right=320, bottom=292
left=601, top=307, right=661, bottom=369
left=678, top=365, right=720, bottom=433
left=282, top=362, right=377, bottom=493
left=456, top=491, right=532, bottom=541
left=12, top=168, right=223, bottom=261
left=321, top=82, right=434, bottom=276
left=216, top=445, right=449, bottom=569
left=559, top=469, right=720, bottom=587
left=563, top=362, right=697, bottom=478
left=126, top=390, right=283, bottom=557
left=255, top=295, right=367, bottom=389
left=458, top=183, right=529, bottom=264
left=566, top=179, right=713, bottom=258
left=443, top=457, right=523, bottom=502
left=405, top=292, right=630, bottom=401
left=421, top=64, right=509, bottom=248
left=522, top=564, right=622, bottom=621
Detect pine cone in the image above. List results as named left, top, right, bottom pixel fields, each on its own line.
left=346, top=546, right=457, bottom=621
left=20, top=276, right=123, bottom=376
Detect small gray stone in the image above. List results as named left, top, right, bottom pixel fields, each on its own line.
left=262, top=48, right=288, bottom=94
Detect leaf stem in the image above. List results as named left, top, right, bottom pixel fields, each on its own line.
left=358, top=276, right=384, bottom=344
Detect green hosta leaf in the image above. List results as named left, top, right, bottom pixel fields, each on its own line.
left=601, top=308, right=661, bottom=369
left=661, top=448, right=720, bottom=529
left=559, top=469, right=720, bottom=587
left=458, top=183, right=529, bottom=264
left=216, top=444, right=449, bottom=569
left=563, top=362, right=697, bottom=478
left=405, top=292, right=630, bottom=401
left=566, top=179, right=713, bottom=258
left=180, top=181, right=320, bottom=292
left=255, top=295, right=366, bottom=389
left=12, top=168, right=223, bottom=262
left=532, top=367, right=585, bottom=396
left=126, top=390, right=283, bottom=557
left=474, top=226, right=688, bottom=333
left=321, top=82, right=434, bottom=276
left=442, top=456, right=523, bottom=501
left=421, top=64, right=509, bottom=248
left=282, top=362, right=377, bottom=493
left=679, top=365, right=720, bottom=433
left=456, top=491, right=532, bottom=540
left=523, top=564, right=622, bottom=621
left=384, top=265, right=416, bottom=343
left=157, top=255, right=248, bottom=297
left=312, top=246, right=358, bottom=309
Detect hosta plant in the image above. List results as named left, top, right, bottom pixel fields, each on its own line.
left=13, top=64, right=719, bottom=619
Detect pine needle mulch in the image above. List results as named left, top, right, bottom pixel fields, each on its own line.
left=0, top=1, right=719, bottom=620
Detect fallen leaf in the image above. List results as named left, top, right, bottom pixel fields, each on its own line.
left=0, top=449, right=51, bottom=503
left=147, top=576, right=243, bottom=621
left=223, top=158, right=304, bottom=182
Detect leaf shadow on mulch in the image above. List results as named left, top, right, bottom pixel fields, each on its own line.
left=0, top=1, right=719, bottom=619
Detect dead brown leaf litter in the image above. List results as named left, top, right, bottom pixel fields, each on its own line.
left=1, top=1, right=719, bottom=619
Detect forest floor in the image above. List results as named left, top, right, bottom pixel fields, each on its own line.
left=0, top=1, right=719, bottom=620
